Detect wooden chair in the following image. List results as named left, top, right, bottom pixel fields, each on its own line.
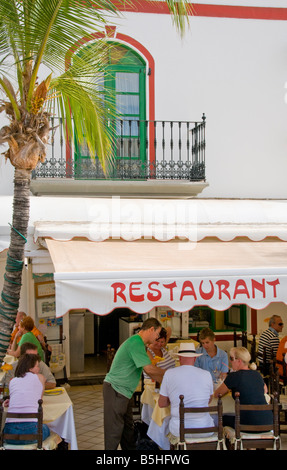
left=171, top=394, right=226, bottom=450
left=234, top=391, right=280, bottom=450
left=257, top=346, right=275, bottom=390
left=269, top=365, right=287, bottom=433
left=132, top=373, right=144, bottom=418
left=275, top=353, right=287, bottom=390
left=241, top=331, right=247, bottom=348
left=106, top=344, right=116, bottom=372
left=250, top=334, right=257, bottom=363
left=0, top=399, right=61, bottom=450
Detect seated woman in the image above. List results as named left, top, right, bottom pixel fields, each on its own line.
left=194, top=328, right=229, bottom=383
left=8, top=316, right=45, bottom=362
left=213, top=346, right=273, bottom=428
left=3, top=353, right=50, bottom=444
left=143, top=327, right=176, bottom=380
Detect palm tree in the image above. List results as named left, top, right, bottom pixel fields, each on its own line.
left=0, top=0, right=191, bottom=362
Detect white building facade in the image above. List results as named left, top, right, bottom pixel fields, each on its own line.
left=1, top=0, right=287, bottom=378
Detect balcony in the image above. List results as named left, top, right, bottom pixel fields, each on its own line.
left=30, top=115, right=208, bottom=198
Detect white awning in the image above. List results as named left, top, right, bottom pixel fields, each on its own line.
left=1, top=197, right=287, bottom=253
left=46, top=238, right=287, bottom=317
left=33, top=198, right=287, bottom=242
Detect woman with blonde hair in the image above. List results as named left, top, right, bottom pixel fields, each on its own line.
left=214, top=346, right=272, bottom=428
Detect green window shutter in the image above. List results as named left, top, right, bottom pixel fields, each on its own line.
left=75, top=43, right=147, bottom=179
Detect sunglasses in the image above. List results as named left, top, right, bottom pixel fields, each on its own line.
left=229, top=356, right=236, bottom=361
left=278, top=323, right=284, bottom=326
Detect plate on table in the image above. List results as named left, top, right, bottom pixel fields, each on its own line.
left=44, top=388, right=64, bottom=396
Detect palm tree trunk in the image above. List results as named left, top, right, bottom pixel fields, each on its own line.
left=0, top=168, right=31, bottom=362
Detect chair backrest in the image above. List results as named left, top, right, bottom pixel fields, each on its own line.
left=106, top=344, right=116, bottom=372
left=257, top=346, right=275, bottom=379
left=179, top=394, right=223, bottom=442
left=250, top=334, right=257, bottom=362
left=234, top=391, right=280, bottom=438
left=241, top=331, right=247, bottom=348
left=276, top=353, right=287, bottom=386
left=0, top=399, right=43, bottom=449
left=269, top=365, right=280, bottom=396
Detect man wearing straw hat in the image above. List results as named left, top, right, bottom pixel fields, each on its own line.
left=158, top=342, right=214, bottom=439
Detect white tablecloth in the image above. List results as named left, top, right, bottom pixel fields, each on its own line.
left=43, top=388, right=78, bottom=450
left=147, top=392, right=235, bottom=450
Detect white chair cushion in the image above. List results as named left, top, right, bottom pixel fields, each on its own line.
left=240, top=431, right=274, bottom=440
left=185, top=433, right=218, bottom=444
left=168, top=432, right=226, bottom=449
left=1, top=431, right=62, bottom=450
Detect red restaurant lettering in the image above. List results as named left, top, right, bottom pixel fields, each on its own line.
left=129, top=282, right=145, bottom=302
left=233, top=279, right=250, bottom=299
left=199, top=280, right=214, bottom=300
left=111, top=278, right=280, bottom=304
left=179, top=281, right=197, bottom=301
left=216, top=280, right=231, bottom=300
left=147, top=282, right=162, bottom=301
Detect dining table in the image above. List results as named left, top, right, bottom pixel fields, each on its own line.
left=43, top=387, right=78, bottom=450
left=1, top=353, right=77, bottom=449
left=1, top=355, right=78, bottom=450
left=142, top=383, right=235, bottom=450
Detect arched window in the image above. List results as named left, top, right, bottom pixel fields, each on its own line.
left=75, top=43, right=147, bottom=179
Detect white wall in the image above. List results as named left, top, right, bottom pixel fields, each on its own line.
left=114, top=11, right=287, bottom=199
left=1, top=5, right=287, bottom=200
left=0, top=152, right=14, bottom=196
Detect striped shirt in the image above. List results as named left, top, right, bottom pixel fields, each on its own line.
left=143, top=347, right=176, bottom=379
left=258, top=327, right=280, bottom=363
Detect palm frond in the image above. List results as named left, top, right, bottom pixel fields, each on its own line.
left=49, top=53, right=115, bottom=172
left=165, top=0, right=193, bottom=36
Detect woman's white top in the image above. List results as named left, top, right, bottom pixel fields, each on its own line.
left=7, top=372, right=43, bottom=422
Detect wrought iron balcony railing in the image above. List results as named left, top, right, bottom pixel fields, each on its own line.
left=33, top=115, right=206, bottom=182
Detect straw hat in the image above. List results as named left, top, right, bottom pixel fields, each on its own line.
left=176, top=343, right=203, bottom=357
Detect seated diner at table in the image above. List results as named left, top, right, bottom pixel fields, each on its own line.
left=213, top=346, right=272, bottom=428
left=8, top=316, right=45, bottom=362
left=2, top=353, right=50, bottom=444
left=5, top=342, right=56, bottom=390
left=158, top=342, right=214, bottom=442
left=9, top=311, right=46, bottom=352
left=143, top=327, right=176, bottom=379
left=194, top=327, right=229, bottom=383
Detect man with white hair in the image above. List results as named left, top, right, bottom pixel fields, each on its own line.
left=158, top=342, right=214, bottom=440
left=258, top=315, right=284, bottom=371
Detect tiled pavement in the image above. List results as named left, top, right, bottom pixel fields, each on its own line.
left=67, top=383, right=287, bottom=451
left=68, top=384, right=105, bottom=451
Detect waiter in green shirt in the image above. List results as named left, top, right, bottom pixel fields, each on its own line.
left=103, top=317, right=165, bottom=450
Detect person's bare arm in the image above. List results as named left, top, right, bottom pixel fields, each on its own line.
left=213, top=382, right=229, bottom=398
left=143, top=364, right=165, bottom=383
left=45, top=381, right=56, bottom=390
left=158, top=394, right=170, bottom=408
left=8, top=344, right=20, bottom=357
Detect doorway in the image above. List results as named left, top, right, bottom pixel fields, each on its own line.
left=69, top=308, right=132, bottom=379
